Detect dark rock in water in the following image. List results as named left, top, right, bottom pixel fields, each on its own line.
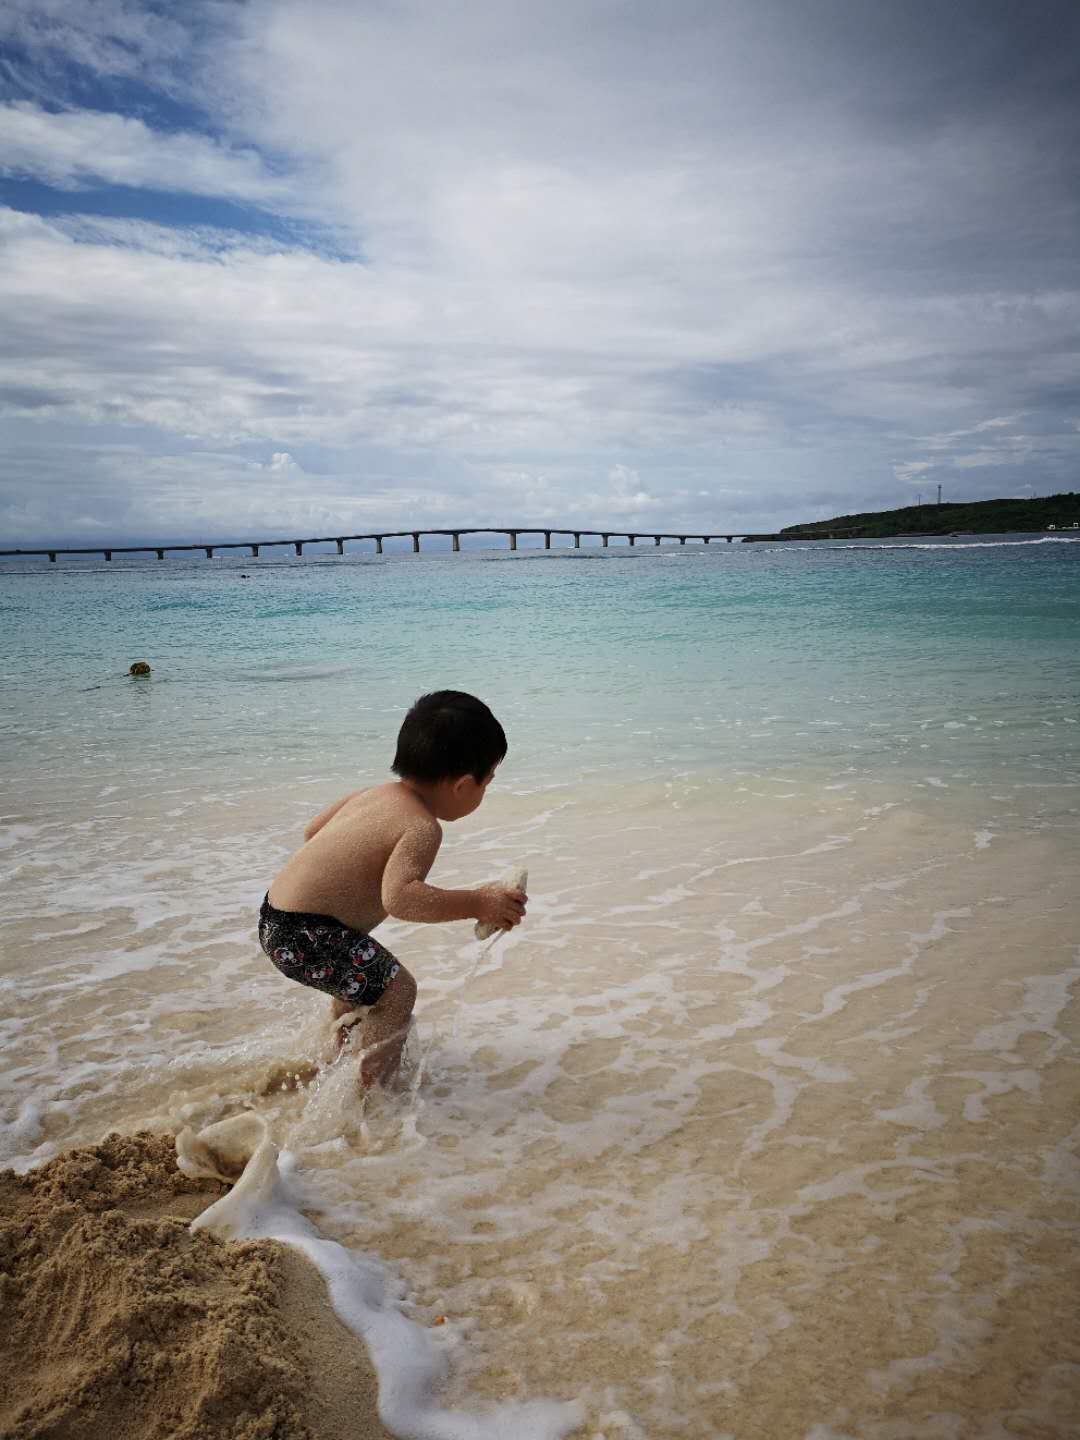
left=129, top=661, right=151, bottom=676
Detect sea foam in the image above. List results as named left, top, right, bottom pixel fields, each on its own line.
left=178, top=1113, right=583, bottom=1440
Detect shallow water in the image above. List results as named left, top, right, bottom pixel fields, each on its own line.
left=2, top=537, right=1079, bottom=1437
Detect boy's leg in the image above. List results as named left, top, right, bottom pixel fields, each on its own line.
left=360, top=965, right=417, bottom=1088
left=328, top=996, right=361, bottom=1058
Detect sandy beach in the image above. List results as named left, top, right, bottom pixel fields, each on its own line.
left=4, top=773, right=1079, bottom=1438
left=0, top=1131, right=392, bottom=1440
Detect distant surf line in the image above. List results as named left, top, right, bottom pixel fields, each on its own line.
left=828, top=536, right=1080, bottom=551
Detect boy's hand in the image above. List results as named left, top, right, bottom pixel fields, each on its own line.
left=474, top=883, right=527, bottom=932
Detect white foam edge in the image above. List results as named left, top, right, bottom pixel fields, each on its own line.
left=178, top=1113, right=583, bottom=1440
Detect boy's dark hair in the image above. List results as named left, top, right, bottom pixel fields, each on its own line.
left=392, top=690, right=507, bottom=783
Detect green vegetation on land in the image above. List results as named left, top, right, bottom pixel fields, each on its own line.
left=780, top=493, right=1080, bottom=539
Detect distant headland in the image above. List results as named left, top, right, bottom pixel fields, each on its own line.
left=779, top=492, right=1079, bottom=540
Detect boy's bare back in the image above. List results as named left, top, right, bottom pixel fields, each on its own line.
left=268, top=783, right=440, bottom=933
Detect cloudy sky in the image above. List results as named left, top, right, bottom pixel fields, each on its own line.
left=1, top=0, right=1078, bottom=544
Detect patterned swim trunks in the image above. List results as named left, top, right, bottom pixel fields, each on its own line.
left=258, top=894, right=400, bottom=1007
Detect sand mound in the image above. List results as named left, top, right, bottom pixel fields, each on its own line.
left=0, top=1132, right=390, bottom=1440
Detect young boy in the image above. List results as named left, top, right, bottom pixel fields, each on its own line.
left=260, top=691, right=526, bottom=1087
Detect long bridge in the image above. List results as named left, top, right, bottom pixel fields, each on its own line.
left=0, top=526, right=799, bottom=562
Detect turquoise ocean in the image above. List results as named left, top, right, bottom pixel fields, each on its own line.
left=2, top=535, right=1079, bottom=1437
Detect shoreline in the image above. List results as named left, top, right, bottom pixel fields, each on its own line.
left=2, top=776, right=1079, bottom=1436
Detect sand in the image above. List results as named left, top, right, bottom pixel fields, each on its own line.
left=0, top=1132, right=393, bottom=1440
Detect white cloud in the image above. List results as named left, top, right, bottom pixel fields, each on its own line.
left=894, top=461, right=934, bottom=482
left=1, top=1, right=1079, bottom=539
left=46, top=214, right=306, bottom=259
left=0, top=102, right=297, bottom=204
left=604, top=464, right=662, bottom=514
left=951, top=449, right=1023, bottom=470
left=919, top=414, right=1026, bottom=450
left=2, top=200, right=1078, bottom=541
left=4, top=208, right=1074, bottom=455
left=0, top=0, right=187, bottom=75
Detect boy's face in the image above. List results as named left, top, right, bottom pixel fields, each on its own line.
left=441, top=764, right=498, bottom=820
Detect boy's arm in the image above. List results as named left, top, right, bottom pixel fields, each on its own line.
left=381, top=822, right=527, bottom=929
left=381, top=821, right=478, bottom=923
left=304, top=790, right=363, bottom=843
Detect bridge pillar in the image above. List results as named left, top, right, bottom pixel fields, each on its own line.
left=412, top=533, right=420, bottom=552
left=251, top=544, right=259, bottom=557
left=726, top=536, right=733, bottom=543
left=602, top=533, right=609, bottom=547
left=452, top=533, right=460, bottom=552
left=573, top=532, right=580, bottom=548
left=336, top=538, right=344, bottom=555
left=295, top=542, right=303, bottom=556
left=544, top=531, right=551, bottom=549
left=629, top=534, right=636, bottom=546
left=509, top=532, right=517, bottom=551
left=703, top=536, right=710, bottom=545
left=375, top=536, right=383, bottom=555
left=157, top=548, right=166, bottom=559
left=48, top=551, right=56, bottom=562
left=205, top=547, right=214, bottom=559
left=679, top=536, right=686, bottom=545
left=104, top=550, right=112, bottom=562
left=654, top=535, right=660, bottom=545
